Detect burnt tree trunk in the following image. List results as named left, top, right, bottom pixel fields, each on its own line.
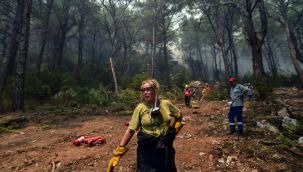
left=264, top=36, right=278, bottom=78
left=109, top=57, right=118, bottom=94
left=77, top=10, right=84, bottom=74
left=242, top=0, right=267, bottom=80
left=212, top=44, right=220, bottom=81
left=162, top=29, right=171, bottom=88
left=1, top=0, right=24, bottom=89
left=37, top=0, right=54, bottom=72
left=13, top=0, right=32, bottom=111
left=283, top=17, right=303, bottom=87
left=52, top=28, right=67, bottom=69
left=277, top=0, right=303, bottom=87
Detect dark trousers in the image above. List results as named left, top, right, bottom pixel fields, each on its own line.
left=228, top=106, right=243, bottom=132
left=137, top=129, right=177, bottom=172
left=184, top=96, right=190, bottom=107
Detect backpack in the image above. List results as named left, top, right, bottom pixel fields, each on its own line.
left=184, top=89, right=191, bottom=96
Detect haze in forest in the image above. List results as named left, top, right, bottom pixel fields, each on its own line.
left=0, top=0, right=303, bottom=112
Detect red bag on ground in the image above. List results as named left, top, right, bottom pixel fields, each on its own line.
left=84, top=136, right=106, bottom=146
left=73, top=136, right=85, bottom=146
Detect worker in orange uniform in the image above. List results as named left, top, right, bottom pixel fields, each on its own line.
left=200, top=83, right=212, bottom=101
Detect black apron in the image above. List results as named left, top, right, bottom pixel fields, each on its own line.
left=136, top=128, right=177, bottom=172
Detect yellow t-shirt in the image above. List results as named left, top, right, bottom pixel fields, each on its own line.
left=129, top=99, right=181, bottom=137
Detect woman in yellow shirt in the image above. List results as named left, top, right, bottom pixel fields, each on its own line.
left=107, top=79, right=184, bottom=172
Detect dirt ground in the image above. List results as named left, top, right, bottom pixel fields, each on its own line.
left=0, top=88, right=302, bottom=172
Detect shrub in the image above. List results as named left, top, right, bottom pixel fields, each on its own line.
left=73, top=87, right=90, bottom=104
left=0, top=91, right=12, bottom=113
left=0, top=76, right=14, bottom=113
left=160, top=87, right=183, bottom=101
left=113, top=89, right=140, bottom=110
left=254, top=80, right=273, bottom=100
left=88, top=87, right=108, bottom=106
left=204, top=88, right=228, bottom=100
left=25, top=75, right=51, bottom=100
left=126, top=74, right=149, bottom=90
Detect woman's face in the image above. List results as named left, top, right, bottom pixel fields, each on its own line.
left=141, top=83, right=156, bottom=104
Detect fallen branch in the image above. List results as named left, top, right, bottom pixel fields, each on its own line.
left=259, top=141, right=282, bottom=145
left=286, top=146, right=303, bottom=158
left=51, top=161, right=55, bottom=172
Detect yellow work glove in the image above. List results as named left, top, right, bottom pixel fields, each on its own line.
left=173, top=120, right=185, bottom=135
left=106, top=145, right=129, bottom=172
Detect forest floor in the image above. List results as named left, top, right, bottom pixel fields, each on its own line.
left=0, top=88, right=303, bottom=172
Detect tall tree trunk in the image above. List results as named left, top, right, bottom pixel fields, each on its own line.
left=91, top=30, right=96, bottom=64
left=196, top=43, right=205, bottom=80
left=297, top=27, right=303, bottom=61
left=220, top=46, right=232, bottom=79
left=119, top=42, right=128, bottom=76
left=52, top=29, right=67, bottom=70
left=205, top=10, right=232, bottom=80
left=109, top=57, right=118, bottom=94
left=163, top=31, right=171, bottom=88
left=1, top=0, right=24, bottom=89
left=13, top=0, right=32, bottom=111
left=277, top=1, right=303, bottom=87
left=0, top=24, right=9, bottom=59
left=212, top=45, right=219, bottom=81
left=283, top=18, right=303, bottom=87
left=290, top=30, right=303, bottom=64
left=228, top=31, right=238, bottom=77
left=37, top=0, right=54, bottom=72
left=0, top=24, right=9, bottom=82
left=151, top=23, right=155, bottom=78
left=77, top=12, right=84, bottom=74
left=251, top=43, right=266, bottom=79
left=264, top=36, right=278, bottom=78
left=187, top=48, right=196, bottom=79
left=242, top=0, right=267, bottom=80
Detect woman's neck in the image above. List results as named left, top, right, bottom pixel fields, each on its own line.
left=145, top=99, right=157, bottom=107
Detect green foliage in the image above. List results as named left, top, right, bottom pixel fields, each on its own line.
left=172, top=67, right=190, bottom=88
left=126, top=74, right=149, bottom=90
left=0, top=92, right=12, bottom=113
left=254, top=80, right=273, bottom=100
left=275, top=134, right=296, bottom=147
left=160, top=86, right=183, bottom=101
left=242, top=73, right=300, bottom=88
left=25, top=74, right=51, bottom=100
left=38, top=70, right=65, bottom=95
left=0, top=127, right=16, bottom=134
left=40, top=124, right=49, bottom=130
left=205, top=88, right=228, bottom=101
left=88, top=87, right=108, bottom=106
left=119, top=110, right=133, bottom=116
left=74, top=87, right=90, bottom=104
left=54, top=86, right=108, bottom=106
left=282, top=124, right=303, bottom=139
left=270, top=74, right=301, bottom=87
left=0, top=115, right=28, bottom=130
left=23, top=68, right=112, bottom=106
left=113, top=89, right=140, bottom=110
left=0, top=76, right=15, bottom=113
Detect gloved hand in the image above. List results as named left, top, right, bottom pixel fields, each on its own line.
left=172, top=120, right=185, bottom=135
left=106, top=145, right=129, bottom=172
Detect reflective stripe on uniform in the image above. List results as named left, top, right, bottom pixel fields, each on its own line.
left=229, top=123, right=235, bottom=125
left=237, top=122, right=243, bottom=125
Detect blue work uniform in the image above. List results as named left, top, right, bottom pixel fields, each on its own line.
left=229, top=84, right=248, bottom=133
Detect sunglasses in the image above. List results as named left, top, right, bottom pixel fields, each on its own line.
left=140, top=87, right=153, bottom=92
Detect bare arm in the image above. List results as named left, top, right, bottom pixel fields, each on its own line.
left=119, top=128, right=135, bottom=147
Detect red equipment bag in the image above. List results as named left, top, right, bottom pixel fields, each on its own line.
left=84, top=136, right=106, bottom=146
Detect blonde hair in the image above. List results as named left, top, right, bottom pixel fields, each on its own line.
left=141, top=79, right=160, bottom=93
